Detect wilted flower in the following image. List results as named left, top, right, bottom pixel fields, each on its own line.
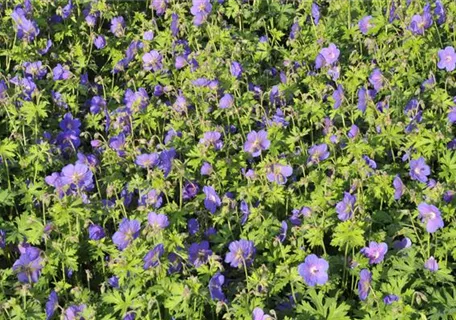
left=201, top=162, right=213, bottom=175
left=437, top=46, right=456, bottom=72
left=435, top=0, right=446, bottom=25
left=171, top=13, right=179, bottom=36
left=417, top=203, right=444, bottom=233
left=361, top=241, right=388, bottom=264
left=244, top=130, right=270, bottom=157
left=225, top=239, right=256, bottom=268
left=188, top=218, right=199, bottom=235
left=188, top=241, right=212, bottom=267
left=143, top=244, right=164, bottom=269
left=13, top=246, right=43, bottom=283
left=333, top=84, right=344, bottom=109
left=290, top=207, right=311, bottom=225
left=112, top=219, right=141, bottom=250
left=358, top=269, right=372, bottom=301
left=278, top=221, right=288, bottom=243
left=298, top=254, right=329, bottom=286
left=424, top=256, right=438, bottom=272
left=409, top=157, right=430, bottom=183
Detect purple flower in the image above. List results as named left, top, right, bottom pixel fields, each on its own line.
left=183, top=181, right=199, bottom=201
left=244, top=130, right=270, bottom=157
left=168, top=252, right=183, bottom=274
left=417, top=203, right=444, bottom=233
left=188, top=241, right=212, bottom=267
left=138, top=190, right=163, bottom=209
left=11, top=8, right=40, bottom=42
left=109, top=133, right=126, bottom=151
left=94, top=35, right=106, bottom=49
left=151, top=0, right=167, bottom=15
left=278, top=221, right=288, bottom=243
left=158, top=148, right=176, bottom=177
left=171, top=13, right=179, bottom=36
left=369, top=68, right=383, bottom=91
left=45, top=291, right=58, bottom=320
left=219, top=93, right=234, bottom=109
left=358, top=16, right=373, bottom=34
left=12, top=246, right=43, bottom=283
left=437, top=46, right=456, bottom=72
left=65, top=304, right=86, bottom=320
left=409, top=13, right=432, bottom=35
left=135, top=153, right=159, bottom=168
left=23, top=61, right=47, bottom=79
left=252, top=308, right=271, bottom=320
left=148, top=212, right=169, bottom=230
left=311, top=3, right=320, bottom=25
left=333, top=84, right=344, bottom=109
left=347, top=124, right=359, bottom=139
left=89, top=96, right=106, bottom=114
left=308, top=143, right=329, bottom=165
left=0, top=230, right=5, bottom=249
left=209, top=272, right=226, bottom=301
left=230, top=61, right=243, bottom=79
left=383, top=294, right=399, bottom=305
left=393, top=175, right=404, bottom=200
left=361, top=241, right=388, bottom=264
left=435, top=0, right=446, bottom=25
left=266, top=164, right=293, bottom=185
left=336, top=192, right=356, bottom=221
left=315, top=43, right=340, bottom=69
left=191, top=0, right=212, bottom=26
left=110, top=16, right=125, bottom=37
left=142, top=50, right=163, bottom=72
left=289, top=21, right=300, bottom=40
left=409, top=157, right=430, bottom=183
left=60, top=163, right=93, bottom=190
left=201, top=162, right=213, bottom=175
left=53, top=64, right=70, bottom=80
left=143, top=243, right=164, bottom=269
left=124, top=88, right=149, bottom=112
left=38, top=39, right=52, bottom=55
left=188, top=218, right=199, bottom=235
left=108, top=276, right=119, bottom=288
left=393, top=237, right=412, bottom=250
left=358, top=269, right=372, bottom=301
left=448, top=107, right=456, bottom=124
left=203, top=186, right=221, bottom=214
left=424, top=256, right=438, bottom=272
left=290, top=207, right=312, bottom=225
left=298, top=254, right=329, bottom=287
left=88, top=224, right=105, bottom=240
left=112, top=219, right=141, bottom=250
left=357, top=87, right=368, bottom=112
left=199, top=131, right=223, bottom=150
left=225, top=239, right=256, bottom=268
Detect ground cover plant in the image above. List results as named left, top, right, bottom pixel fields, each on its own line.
left=1, top=0, right=456, bottom=319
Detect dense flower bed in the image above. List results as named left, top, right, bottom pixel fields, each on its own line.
left=1, top=0, right=456, bottom=319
